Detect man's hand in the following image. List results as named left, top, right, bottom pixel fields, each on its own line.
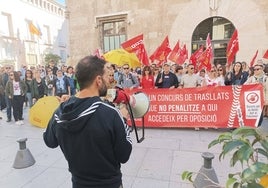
left=56, top=94, right=70, bottom=103
left=118, top=104, right=130, bottom=120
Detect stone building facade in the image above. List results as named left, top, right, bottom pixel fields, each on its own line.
left=0, top=0, right=68, bottom=69
left=67, top=0, right=268, bottom=66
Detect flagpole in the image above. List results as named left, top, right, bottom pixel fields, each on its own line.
left=36, top=37, right=41, bottom=65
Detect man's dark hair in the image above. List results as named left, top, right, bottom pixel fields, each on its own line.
left=13, top=71, right=20, bottom=82
left=75, top=55, right=106, bottom=90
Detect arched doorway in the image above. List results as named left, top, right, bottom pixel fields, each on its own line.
left=192, top=16, right=235, bottom=66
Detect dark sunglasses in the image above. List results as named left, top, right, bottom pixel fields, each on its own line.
left=123, top=67, right=129, bottom=70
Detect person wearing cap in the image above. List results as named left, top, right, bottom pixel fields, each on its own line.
left=245, top=63, right=268, bottom=126
left=155, top=62, right=178, bottom=88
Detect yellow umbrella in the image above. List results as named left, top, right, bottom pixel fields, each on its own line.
left=29, top=96, right=60, bottom=128
left=103, top=49, right=141, bottom=68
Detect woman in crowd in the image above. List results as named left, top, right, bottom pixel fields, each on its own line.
left=224, top=62, right=248, bottom=85
left=31, top=69, right=48, bottom=104
left=202, top=67, right=218, bottom=87
left=216, top=65, right=226, bottom=86
left=24, top=69, right=33, bottom=107
left=5, top=71, right=27, bottom=125
left=140, top=65, right=154, bottom=89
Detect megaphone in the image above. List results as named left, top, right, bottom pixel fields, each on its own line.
left=106, top=88, right=150, bottom=143
left=107, top=88, right=150, bottom=118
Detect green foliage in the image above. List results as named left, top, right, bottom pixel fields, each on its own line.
left=181, top=171, right=194, bottom=183
left=208, top=127, right=268, bottom=188
left=44, top=53, right=61, bottom=65
left=182, top=127, right=268, bottom=188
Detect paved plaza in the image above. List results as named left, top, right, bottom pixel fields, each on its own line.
left=0, top=108, right=267, bottom=188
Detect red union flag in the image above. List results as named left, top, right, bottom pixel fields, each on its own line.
left=136, top=44, right=149, bottom=65
left=190, top=45, right=204, bottom=67
left=249, top=50, right=258, bottom=67
left=121, top=34, right=143, bottom=52
left=92, top=48, right=103, bottom=58
left=149, top=36, right=171, bottom=64
left=263, top=49, right=268, bottom=59
left=168, top=41, right=180, bottom=63
left=227, top=29, right=239, bottom=65
left=121, top=34, right=149, bottom=65
left=198, top=34, right=212, bottom=70
left=176, top=44, right=188, bottom=65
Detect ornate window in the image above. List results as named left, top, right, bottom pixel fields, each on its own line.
left=0, top=12, right=13, bottom=37
left=96, top=14, right=127, bottom=53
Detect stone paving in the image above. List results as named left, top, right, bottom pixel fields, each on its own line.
left=0, top=109, right=267, bottom=188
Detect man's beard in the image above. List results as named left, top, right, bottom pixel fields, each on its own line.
left=99, top=79, right=108, bottom=97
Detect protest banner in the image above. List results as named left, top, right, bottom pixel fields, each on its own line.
left=126, top=84, right=264, bottom=128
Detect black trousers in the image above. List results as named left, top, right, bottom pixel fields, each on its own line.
left=12, top=95, right=24, bottom=121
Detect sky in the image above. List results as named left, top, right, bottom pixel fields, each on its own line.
left=56, top=0, right=65, bottom=5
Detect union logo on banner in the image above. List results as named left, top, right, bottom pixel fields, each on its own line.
left=244, top=90, right=262, bottom=120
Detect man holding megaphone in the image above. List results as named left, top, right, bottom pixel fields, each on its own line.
left=43, top=56, right=132, bottom=188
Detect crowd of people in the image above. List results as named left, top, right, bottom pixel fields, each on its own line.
left=0, top=60, right=76, bottom=125
left=110, top=59, right=268, bottom=126
left=0, top=58, right=267, bottom=126
left=0, top=55, right=266, bottom=187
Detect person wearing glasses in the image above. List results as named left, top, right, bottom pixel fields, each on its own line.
left=216, top=65, right=227, bottom=86
left=117, top=63, right=139, bottom=89
left=5, top=71, right=27, bottom=125
left=202, top=67, right=218, bottom=87
left=180, top=64, right=201, bottom=88
left=245, top=63, right=268, bottom=126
